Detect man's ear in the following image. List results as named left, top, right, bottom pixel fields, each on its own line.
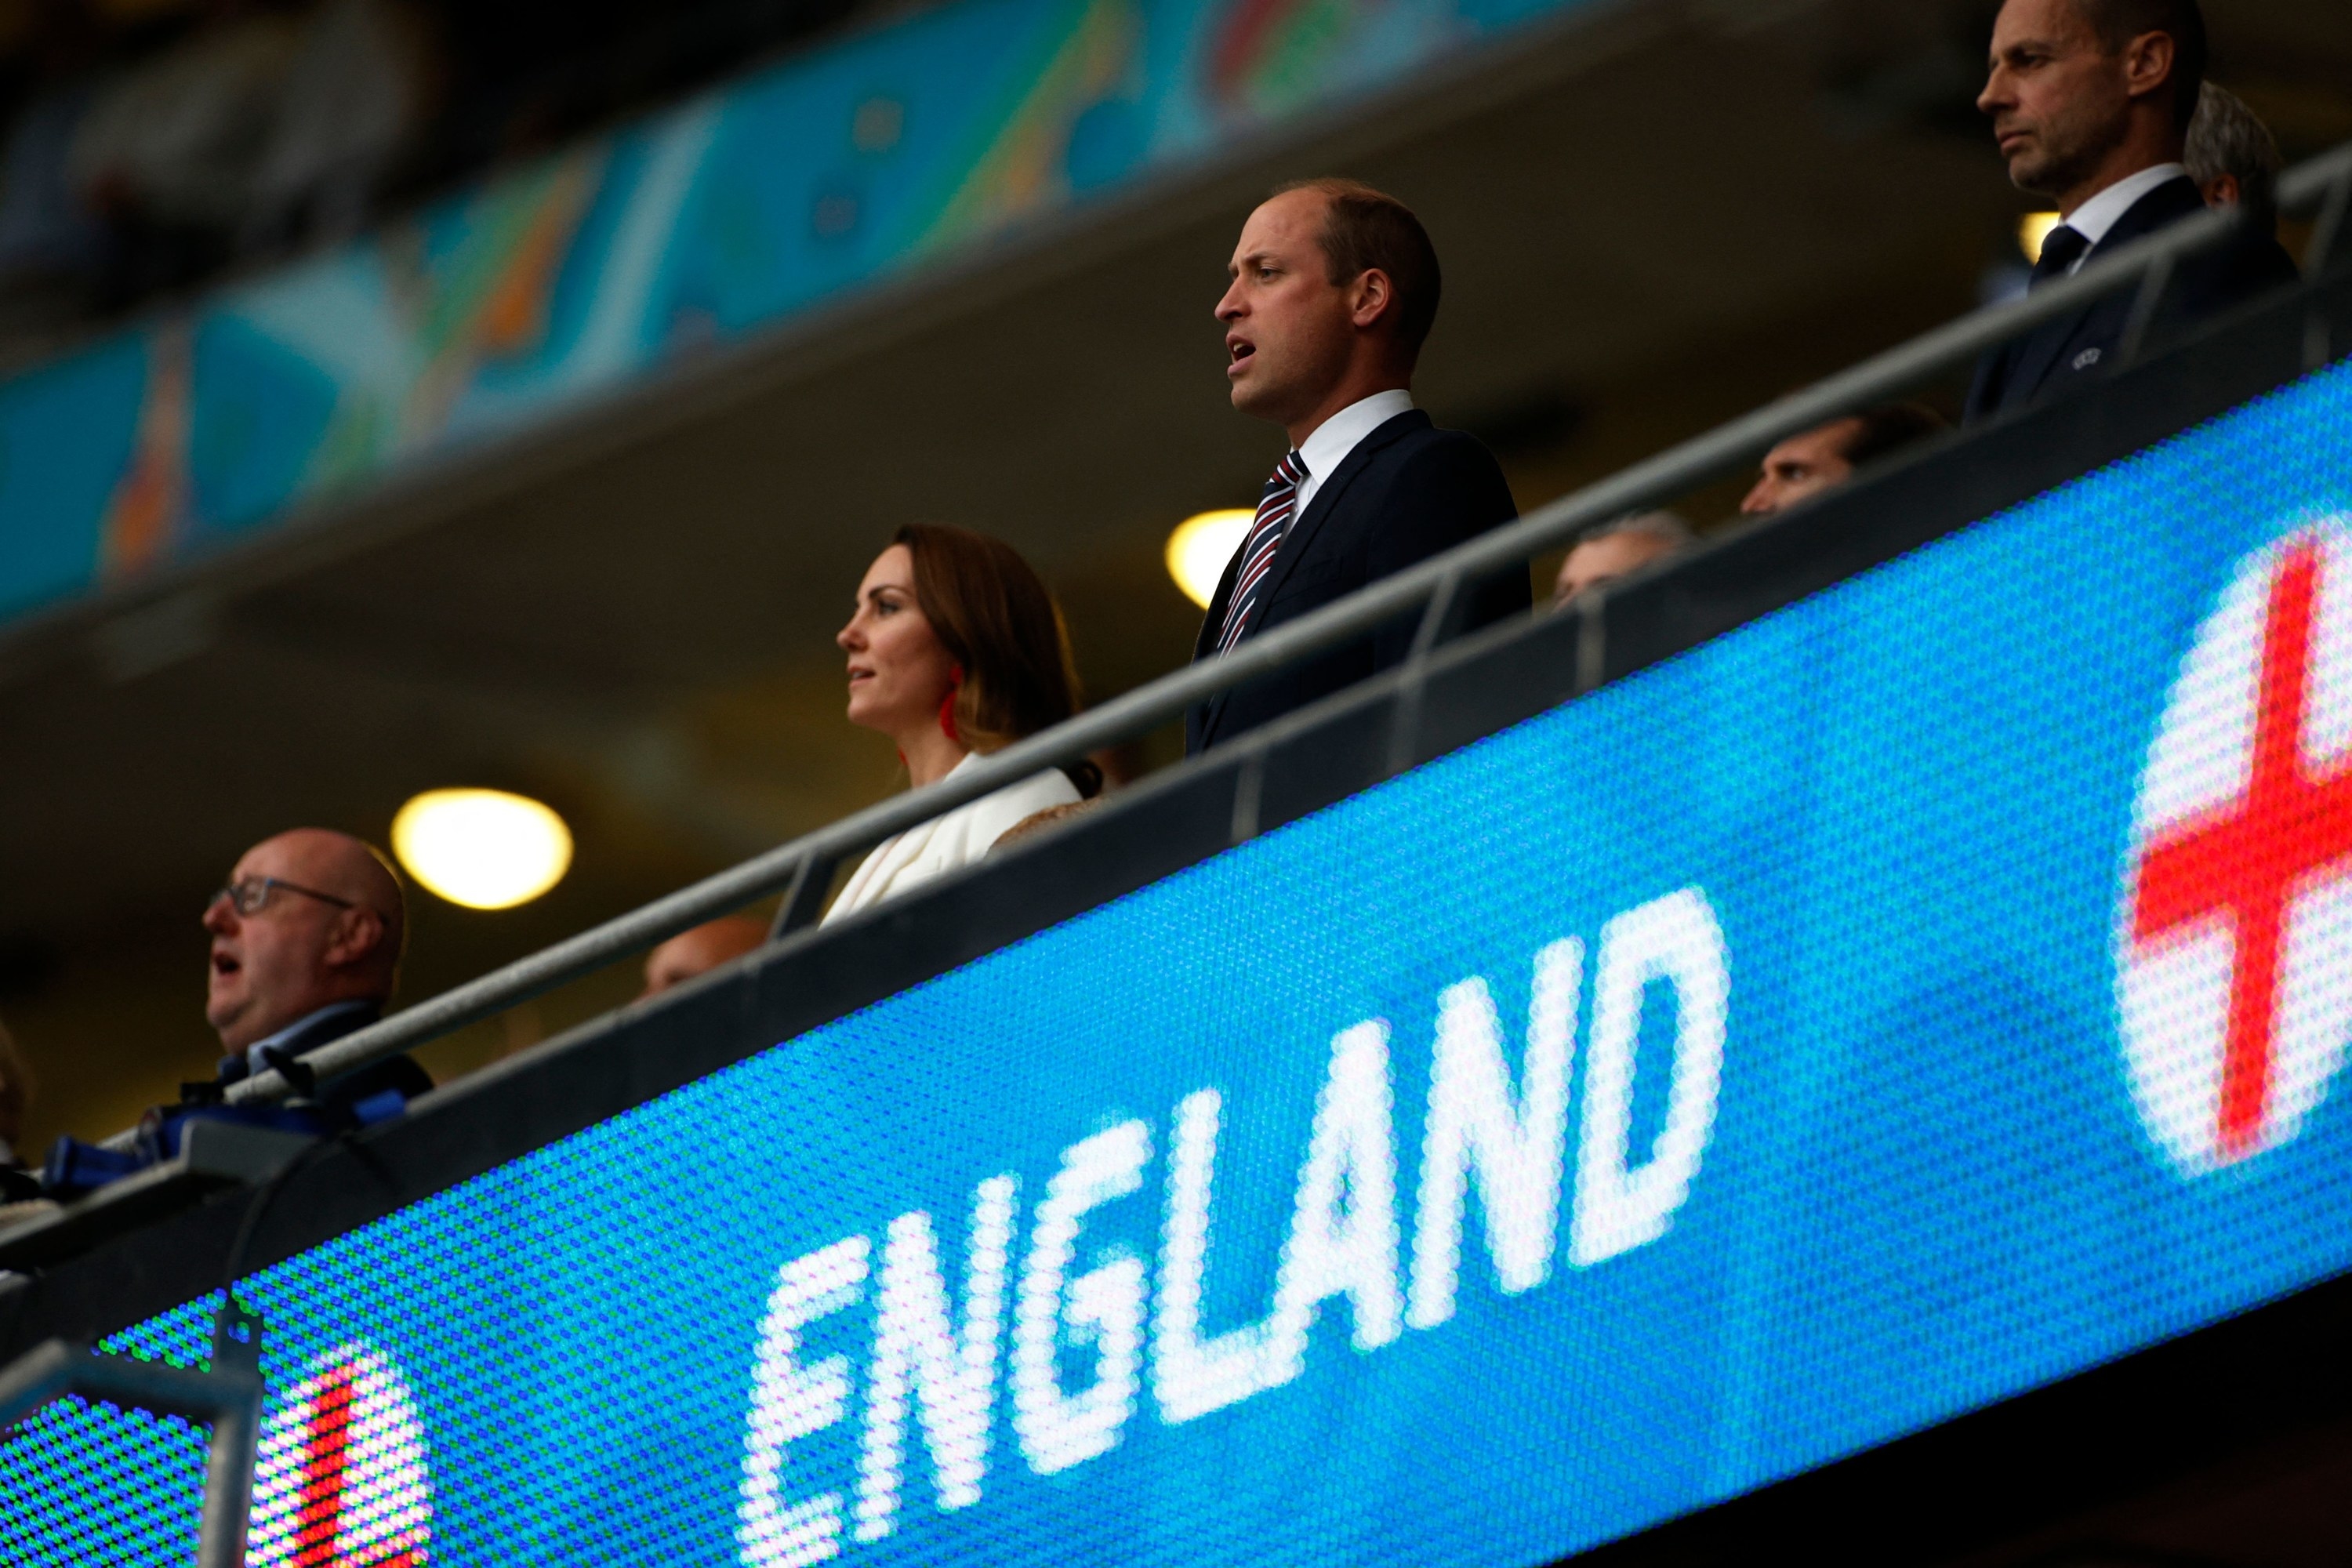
left=324, top=906, right=386, bottom=972
left=1348, top=267, right=1395, bottom=332
left=2120, top=29, right=2176, bottom=101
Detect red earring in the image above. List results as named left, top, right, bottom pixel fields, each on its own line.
left=939, top=664, right=964, bottom=744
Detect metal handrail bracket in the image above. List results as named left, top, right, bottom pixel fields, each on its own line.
left=0, top=1295, right=264, bottom=1568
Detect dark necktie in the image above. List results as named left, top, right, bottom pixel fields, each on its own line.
left=1215, top=449, right=1309, bottom=655
left=2031, top=223, right=2090, bottom=289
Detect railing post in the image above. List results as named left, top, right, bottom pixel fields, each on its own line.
left=194, top=1296, right=265, bottom=1568
left=768, top=852, right=839, bottom=940
left=1575, top=593, right=1607, bottom=695
left=2309, top=162, right=2352, bottom=279
left=0, top=1294, right=266, bottom=1568
left=1229, top=746, right=1265, bottom=845
left=1388, top=569, right=1461, bottom=776
left=2116, top=249, right=2180, bottom=368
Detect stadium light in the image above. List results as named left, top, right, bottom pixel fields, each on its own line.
left=2018, top=212, right=2062, bottom=265
left=1166, top=510, right=1254, bottom=608
left=392, top=789, right=574, bottom=910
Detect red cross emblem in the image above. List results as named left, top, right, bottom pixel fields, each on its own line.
left=248, top=1346, right=432, bottom=1567
left=2120, top=524, right=2352, bottom=1174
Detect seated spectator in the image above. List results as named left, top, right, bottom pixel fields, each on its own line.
left=826, top=524, right=1099, bottom=925
left=0, top=6, right=116, bottom=366
left=1552, top=512, right=1693, bottom=606
left=2185, top=82, right=2284, bottom=223
left=67, top=2, right=306, bottom=296
left=245, top=0, right=432, bottom=246
left=203, top=827, right=430, bottom=1114
left=1740, top=404, right=1949, bottom=517
left=641, top=915, right=766, bottom=998
left=34, top=829, right=428, bottom=1203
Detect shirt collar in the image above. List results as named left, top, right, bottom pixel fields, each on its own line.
left=245, top=998, right=378, bottom=1074
left=1295, top=388, right=1415, bottom=487
left=2063, top=162, right=2189, bottom=252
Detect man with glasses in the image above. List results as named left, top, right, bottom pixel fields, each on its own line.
left=34, top=829, right=432, bottom=1202
left=203, top=828, right=430, bottom=1112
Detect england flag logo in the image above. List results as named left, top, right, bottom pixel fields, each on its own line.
left=2118, top=518, right=2352, bottom=1175
left=247, top=1343, right=433, bottom=1567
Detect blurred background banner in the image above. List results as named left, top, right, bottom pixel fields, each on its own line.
left=0, top=0, right=1595, bottom=625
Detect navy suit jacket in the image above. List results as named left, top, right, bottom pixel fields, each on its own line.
left=1185, top=410, right=1526, bottom=754
left=216, top=1001, right=434, bottom=1126
left=1967, top=175, right=2299, bottom=422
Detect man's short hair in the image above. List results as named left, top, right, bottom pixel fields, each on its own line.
left=2186, top=82, right=2284, bottom=214
left=1835, top=402, right=1950, bottom=469
left=1274, top=178, right=1443, bottom=360
left=2070, top=0, right=2207, bottom=132
left=1587, top=510, right=1696, bottom=550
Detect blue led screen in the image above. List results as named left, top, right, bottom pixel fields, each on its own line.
left=8, top=358, right=2352, bottom=1566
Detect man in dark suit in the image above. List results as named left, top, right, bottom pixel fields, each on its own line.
left=1186, top=178, right=1526, bottom=755
left=202, top=827, right=430, bottom=1122
left=1966, top=0, right=2298, bottom=423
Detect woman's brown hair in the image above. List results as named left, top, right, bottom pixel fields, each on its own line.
left=895, top=524, right=1100, bottom=797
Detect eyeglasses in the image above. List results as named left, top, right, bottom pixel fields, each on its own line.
left=209, top=877, right=358, bottom=919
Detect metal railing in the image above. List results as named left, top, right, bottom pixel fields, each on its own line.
left=183, top=137, right=2352, bottom=1113
left=0, top=1295, right=265, bottom=1566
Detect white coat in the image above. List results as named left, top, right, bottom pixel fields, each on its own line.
left=822, top=750, right=1080, bottom=925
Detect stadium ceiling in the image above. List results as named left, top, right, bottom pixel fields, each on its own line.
left=3, top=0, right=2349, bottom=1147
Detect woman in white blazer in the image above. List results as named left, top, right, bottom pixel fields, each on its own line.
left=824, top=524, right=1098, bottom=925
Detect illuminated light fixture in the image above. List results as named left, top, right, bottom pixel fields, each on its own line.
left=1166, top=510, right=1254, bottom=609
left=2018, top=211, right=2063, bottom=266
left=391, top=789, right=573, bottom=910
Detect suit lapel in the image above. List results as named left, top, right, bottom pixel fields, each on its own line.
left=1196, top=409, right=1428, bottom=743
left=1234, top=410, right=1427, bottom=644
left=1192, top=544, right=1247, bottom=664
left=2009, top=177, right=2203, bottom=406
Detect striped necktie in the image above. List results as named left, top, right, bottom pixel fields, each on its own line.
left=2030, top=223, right=2089, bottom=288
left=1216, top=448, right=1308, bottom=655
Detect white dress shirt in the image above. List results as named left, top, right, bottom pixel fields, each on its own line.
left=1291, top=388, right=1415, bottom=518
left=2058, top=162, right=2189, bottom=272
left=824, top=750, right=1081, bottom=925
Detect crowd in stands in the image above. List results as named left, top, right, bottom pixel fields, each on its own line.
left=0, top=0, right=861, bottom=368
left=0, top=0, right=2325, bottom=1218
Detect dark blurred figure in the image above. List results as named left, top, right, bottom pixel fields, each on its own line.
left=1552, top=512, right=1692, bottom=607
left=67, top=0, right=432, bottom=292
left=1740, top=405, right=1949, bottom=517
left=0, top=1019, right=33, bottom=1171
left=1967, top=0, right=2298, bottom=422
left=641, top=916, right=766, bottom=998
left=2185, top=82, right=2283, bottom=221
left=0, top=1018, right=38, bottom=1204
left=203, top=827, right=430, bottom=1112
left=0, top=0, right=114, bottom=367
left=1189, top=178, right=1526, bottom=753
